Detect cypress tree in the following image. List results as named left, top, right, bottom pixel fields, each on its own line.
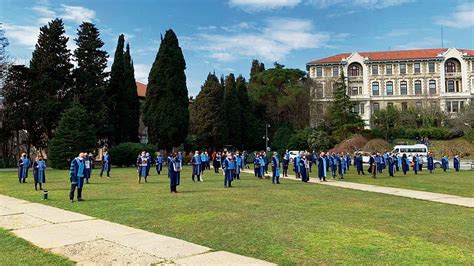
left=236, top=75, right=252, bottom=149
left=73, top=22, right=109, bottom=144
left=143, top=29, right=189, bottom=150
left=123, top=43, right=139, bottom=142
left=48, top=103, right=96, bottom=169
left=30, top=18, right=73, bottom=141
left=222, top=73, right=241, bottom=146
left=190, top=73, right=224, bottom=148
left=327, top=71, right=361, bottom=128
left=249, top=59, right=265, bottom=83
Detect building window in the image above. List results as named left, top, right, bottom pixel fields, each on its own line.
left=446, top=101, right=452, bottom=112
left=386, top=64, right=392, bottom=75
left=372, top=82, right=379, bottom=96
left=429, top=62, right=435, bottom=73
left=429, top=80, right=436, bottom=94
left=351, top=87, right=358, bottom=96
left=452, top=101, right=459, bottom=112
left=348, top=64, right=361, bottom=76
left=316, top=67, right=323, bottom=77
left=414, top=80, right=422, bottom=95
left=400, top=81, right=407, bottom=95
left=460, top=101, right=464, bottom=110
left=447, top=80, right=455, bottom=92
left=445, top=61, right=456, bottom=73
left=400, top=63, right=406, bottom=74
left=332, top=66, right=339, bottom=77
left=387, top=102, right=394, bottom=108
left=401, top=102, right=408, bottom=111
left=360, top=103, right=365, bottom=114
left=373, top=103, right=380, bottom=113
left=416, top=102, right=422, bottom=109
left=372, top=65, right=378, bottom=75
left=414, top=63, right=421, bottom=74
left=386, top=81, right=393, bottom=95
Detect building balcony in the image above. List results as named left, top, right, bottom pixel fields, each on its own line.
left=445, top=72, right=461, bottom=79
left=347, top=76, right=363, bottom=82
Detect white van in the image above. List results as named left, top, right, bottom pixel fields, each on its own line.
left=392, top=144, right=428, bottom=158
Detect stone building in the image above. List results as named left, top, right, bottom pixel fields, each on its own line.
left=306, top=48, right=474, bottom=127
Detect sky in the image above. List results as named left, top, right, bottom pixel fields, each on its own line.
left=1, top=0, right=473, bottom=96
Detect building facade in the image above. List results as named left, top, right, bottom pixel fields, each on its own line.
left=306, top=48, right=474, bottom=127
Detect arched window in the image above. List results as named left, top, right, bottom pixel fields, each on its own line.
left=400, top=81, right=407, bottom=95
left=386, top=81, right=393, bottom=95
left=429, top=80, right=436, bottom=94
left=445, top=61, right=456, bottom=73
left=348, top=63, right=361, bottom=76
left=372, top=82, right=379, bottom=96
left=414, top=80, right=422, bottom=95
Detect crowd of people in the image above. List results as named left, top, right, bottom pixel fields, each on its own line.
left=16, top=148, right=463, bottom=202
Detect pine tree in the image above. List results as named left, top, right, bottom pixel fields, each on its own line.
left=73, top=22, right=109, bottom=143
left=222, top=73, right=241, bottom=146
left=236, top=75, right=252, bottom=149
left=48, top=103, right=96, bottom=169
left=30, top=18, right=73, bottom=141
left=327, top=71, right=362, bottom=128
left=250, top=59, right=265, bottom=83
left=123, top=43, right=140, bottom=143
left=190, top=73, right=224, bottom=148
left=143, top=29, right=189, bottom=150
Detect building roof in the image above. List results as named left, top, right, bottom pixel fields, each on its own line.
left=136, top=81, right=147, bottom=98
left=308, top=48, right=474, bottom=65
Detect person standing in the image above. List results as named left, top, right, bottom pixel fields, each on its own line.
left=388, top=154, right=395, bottom=177
left=441, top=155, right=449, bottom=172
left=235, top=153, right=242, bottom=180
left=33, top=155, right=46, bottom=191
left=70, top=153, right=86, bottom=202
left=259, top=153, right=265, bottom=178
left=271, top=152, right=281, bottom=184
left=337, top=153, right=347, bottom=179
left=254, top=153, right=261, bottom=178
left=191, top=151, right=202, bottom=182
left=317, top=152, right=327, bottom=182
left=100, top=151, right=111, bottom=177
left=453, top=155, right=460, bottom=172
left=169, top=153, right=181, bottom=193
left=18, top=153, right=30, bottom=183
left=200, top=151, right=208, bottom=174
left=294, top=153, right=301, bottom=179
left=427, top=153, right=434, bottom=174
left=369, top=153, right=377, bottom=178
left=145, top=152, right=152, bottom=177
left=214, top=151, right=221, bottom=173
left=263, top=152, right=269, bottom=174
left=224, top=153, right=235, bottom=188
left=283, top=150, right=290, bottom=177
left=345, top=153, right=352, bottom=171
left=155, top=152, right=163, bottom=175
left=137, top=151, right=149, bottom=183
left=300, top=155, right=308, bottom=182
left=401, top=154, right=409, bottom=175
left=329, top=152, right=337, bottom=179
left=84, top=152, right=93, bottom=184
left=355, top=153, right=365, bottom=175
left=412, top=155, right=419, bottom=175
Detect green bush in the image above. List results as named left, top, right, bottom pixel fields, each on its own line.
left=109, top=142, right=157, bottom=167
left=308, top=129, right=333, bottom=152
left=398, top=127, right=453, bottom=140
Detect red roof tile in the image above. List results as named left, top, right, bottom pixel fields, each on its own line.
left=136, top=81, right=147, bottom=98
left=308, top=48, right=474, bottom=65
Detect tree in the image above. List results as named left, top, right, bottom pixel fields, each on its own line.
left=143, top=29, right=189, bottom=150
left=48, top=103, right=96, bottom=169
left=236, top=75, right=253, bottom=148
left=190, top=73, right=224, bottom=148
left=73, top=22, right=109, bottom=143
left=123, top=43, right=139, bottom=143
left=249, top=59, right=265, bottom=83
left=327, top=71, right=362, bottom=129
left=30, top=19, right=73, bottom=141
left=222, top=73, right=241, bottom=146
left=371, top=105, right=400, bottom=141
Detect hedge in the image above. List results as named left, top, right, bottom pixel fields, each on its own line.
left=108, top=142, right=157, bottom=167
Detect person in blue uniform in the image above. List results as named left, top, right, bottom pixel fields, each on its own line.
left=145, top=152, right=152, bottom=177
left=70, top=153, right=86, bottom=202
left=412, top=155, right=420, bottom=175
left=317, top=152, right=327, bottom=182
left=345, top=153, right=352, bottom=171
left=329, top=152, right=337, bottom=179
left=427, top=152, right=434, bottom=173
left=337, top=153, right=347, bottom=179
left=155, top=152, right=163, bottom=175
left=100, top=151, right=111, bottom=177
left=235, top=153, right=242, bottom=180
left=263, top=152, right=269, bottom=174
left=283, top=150, right=290, bottom=177
left=299, top=155, right=308, bottom=182
left=84, top=152, right=93, bottom=184
left=388, top=154, right=395, bottom=177
left=258, top=153, right=265, bottom=178
left=294, top=153, right=301, bottom=178
left=33, top=155, right=46, bottom=191
left=137, top=151, right=149, bottom=183
left=418, top=155, right=423, bottom=172
left=355, top=153, right=365, bottom=175
left=191, top=151, right=202, bottom=182
left=396, top=154, right=402, bottom=172
left=254, top=153, right=261, bottom=178
left=169, top=153, right=181, bottom=193
left=200, top=151, right=208, bottom=174
left=214, top=152, right=222, bottom=173
left=441, top=155, right=449, bottom=172
left=18, top=153, right=30, bottom=183
left=453, top=155, right=460, bottom=172
left=271, top=152, right=281, bottom=184
left=224, top=153, right=235, bottom=187
left=368, top=153, right=377, bottom=178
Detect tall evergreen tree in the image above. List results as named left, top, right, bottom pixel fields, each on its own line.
left=222, top=73, right=241, bottom=146
left=327, top=71, right=362, bottom=128
left=143, top=29, right=189, bottom=150
left=190, top=73, right=224, bottom=148
left=73, top=22, right=109, bottom=144
left=249, top=59, right=265, bottom=83
left=123, top=43, right=139, bottom=142
left=30, top=18, right=73, bottom=141
left=48, top=103, right=96, bottom=169
left=236, top=75, right=252, bottom=148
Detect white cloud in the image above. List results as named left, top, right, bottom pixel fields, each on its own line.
left=435, top=3, right=474, bottom=29
left=307, top=0, right=414, bottom=9
left=32, top=6, right=57, bottom=24
left=393, top=37, right=450, bottom=50
left=134, top=63, right=150, bottom=83
left=185, top=18, right=331, bottom=62
left=60, top=4, right=96, bottom=23
left=229, top=0, right=301, bottom=11
left=3, top=24, right=39, bottom=48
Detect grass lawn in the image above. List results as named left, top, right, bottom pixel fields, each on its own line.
left=0, top=228, right=74, bottom=265
left=338, top=166, right=474, bottom=197
left=0, top=167, right=473, bottom=265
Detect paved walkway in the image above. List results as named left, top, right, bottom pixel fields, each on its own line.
left=0, top=194, right=274, bottom=265
left=243, top=170, right=474, bottom=208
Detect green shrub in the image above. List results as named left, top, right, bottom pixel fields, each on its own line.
left=308, top=129, right=333, bottom=152
left=109, top=142, right=157, bottom=167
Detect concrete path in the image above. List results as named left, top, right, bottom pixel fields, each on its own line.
left=243, top=170, right=474, bottom=208
left=0, top=194, right=274, bottom=265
